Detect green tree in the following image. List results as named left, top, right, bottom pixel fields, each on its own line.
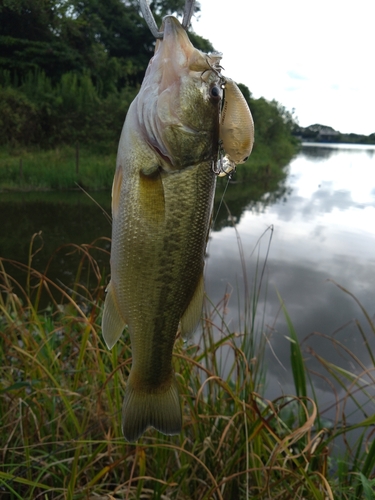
left=0, top=0, right=208, bottom=90
left=0, top=0, right=85, bottom=80
left=0, top=0, right=297, bottom=155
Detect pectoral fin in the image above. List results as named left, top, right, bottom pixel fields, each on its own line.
left=111, top=165, right=123, bottom=220
left=180, top=273, right=204, bottom=339
left=102, top=281, right=126, bottom=349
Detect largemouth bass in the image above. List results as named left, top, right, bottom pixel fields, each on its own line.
left=102, top=15, right=253, bottom=442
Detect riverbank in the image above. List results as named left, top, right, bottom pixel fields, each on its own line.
left=0, top=139, right=298, bottom=192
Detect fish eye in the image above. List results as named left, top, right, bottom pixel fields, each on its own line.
left=210, top=85, right=221, bottom=101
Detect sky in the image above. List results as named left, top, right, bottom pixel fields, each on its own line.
left=191, top=0, right=375, bottom=135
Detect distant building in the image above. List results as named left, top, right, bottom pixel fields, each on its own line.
left=294, top=124, right=375, bottom=144
left=295, top=124, right=340, bottom=142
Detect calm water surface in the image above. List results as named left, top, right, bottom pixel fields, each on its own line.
left=1, top=143, right=375, bottom=424
left=206, top=143, right=375, bottom=424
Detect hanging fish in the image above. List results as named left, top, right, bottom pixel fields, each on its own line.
left=102, top=15, right=254, bottom=442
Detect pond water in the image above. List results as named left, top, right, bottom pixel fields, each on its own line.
left=206, top=143, right=375, bottom=428
left=1, top=143, right=375, bottom=428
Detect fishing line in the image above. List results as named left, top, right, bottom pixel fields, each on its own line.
left=75, top=182, right=112, bottom=225
left=212, top=173, right=232, bottom=230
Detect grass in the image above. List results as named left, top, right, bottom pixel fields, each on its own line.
left=0, top=146, right=116, bottom=191
left=1, top=236, right=375, bottom=499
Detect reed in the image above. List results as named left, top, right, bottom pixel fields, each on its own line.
left=0, top=236, right=374, bottom=499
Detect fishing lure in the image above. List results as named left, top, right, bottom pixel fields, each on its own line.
left=219, top=78, right=254, bottom=169
left=213, top=78, right=254, bottom=177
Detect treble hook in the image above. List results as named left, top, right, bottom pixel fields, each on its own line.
left=139, top=0, right=196, bottom=39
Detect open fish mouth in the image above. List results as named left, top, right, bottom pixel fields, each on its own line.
left=149, top=16, right=195, bottom=94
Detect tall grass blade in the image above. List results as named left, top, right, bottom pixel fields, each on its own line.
left=277, top=291, right=307, bottom=399
left=1, top=241, right=374, bottom=499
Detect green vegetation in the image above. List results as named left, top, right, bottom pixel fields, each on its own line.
left=0, top=0, right=298, bottom=191
left=1, top=239, right=375, bottom=498
left=0, top=71, right=298, bottom=191
left=0, top=89, right=298, bottom=190
left=0, top=0, right=211, bottom=151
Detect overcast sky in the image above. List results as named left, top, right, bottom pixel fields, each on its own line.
left=191, top=0, right=375, bottom=135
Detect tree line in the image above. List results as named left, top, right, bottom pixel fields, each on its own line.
left=0, top=0, right=298, bottom=158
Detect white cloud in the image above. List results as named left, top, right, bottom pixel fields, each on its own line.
left=192, top=0, right=375, bottom=135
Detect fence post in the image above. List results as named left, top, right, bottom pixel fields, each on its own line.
left=75, top=143, right=80, bottom=175
left=19, top=158, right=23, bottom=183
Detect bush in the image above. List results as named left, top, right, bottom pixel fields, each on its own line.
left=0, top=86, right=41, bottom=146
left=0, top=70, right=138, bottom=149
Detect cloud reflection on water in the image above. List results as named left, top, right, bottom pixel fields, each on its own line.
left=205, top=144, right=375, bottom=409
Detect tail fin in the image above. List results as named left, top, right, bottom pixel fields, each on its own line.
left=121, top=375, right=182, bottom=442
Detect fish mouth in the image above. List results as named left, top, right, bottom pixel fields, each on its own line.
left=157, top=16, right=221, bottom=71
left=154, top=16, right=195, bottom=92
left=153, top=15, right=222, bottom=97
left=137, top=16, right=222, bottom=170
left=161, top=15, right=189, bottom=44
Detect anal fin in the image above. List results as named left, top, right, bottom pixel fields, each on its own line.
left=180, top=273, right=204, bottom=339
